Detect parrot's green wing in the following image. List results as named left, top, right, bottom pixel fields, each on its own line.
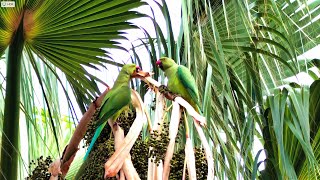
left=177, top=65, right=201, bottom=108
left=96, top=86, right=131, bottom=126
left=84, top=86, right=131, bottom=160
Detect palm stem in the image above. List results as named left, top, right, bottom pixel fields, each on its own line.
left=184, top=112, right=189, bottom=138
left=0, top=13, right=25, bottom=180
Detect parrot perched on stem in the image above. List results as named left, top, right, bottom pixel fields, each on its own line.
left=157, top=58, right=215, bottom=178
left=156, top=57, right=201, bottom=113
left=84, top=64, right=141, bottom=160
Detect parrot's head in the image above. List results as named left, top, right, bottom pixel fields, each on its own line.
left=156, top=57, right=175, bottom=71
left=121, top=64, right=141, bottom=77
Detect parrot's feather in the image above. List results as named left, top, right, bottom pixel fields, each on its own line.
left=177, top=66, right=201, bottom=109
left=96, top=86, right=131, bottom=126
left=84, top=121, right=107, bottom=160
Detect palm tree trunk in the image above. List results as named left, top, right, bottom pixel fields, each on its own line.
left=0, top=14, right=25, bottom=180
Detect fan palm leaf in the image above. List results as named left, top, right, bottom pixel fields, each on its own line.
left=0, top=0, right=145, bottom=179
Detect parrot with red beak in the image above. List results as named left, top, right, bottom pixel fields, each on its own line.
left=84, top=64, right=141, bottom=160
left=156, top=57, right=201, bottom=112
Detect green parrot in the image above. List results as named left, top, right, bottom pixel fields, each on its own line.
left=156, top=57, right=201, bottom=113
left=84, top=64, right=141, bottom=160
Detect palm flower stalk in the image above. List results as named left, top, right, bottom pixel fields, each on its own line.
left=108, top=120, right=140, bottom=179
left=104, top=89, right=147, bottom=178
left=48, top=159, right=62, bottom=180
left=183, top=108, right=197, bottom=180
left=148, top=92, right=166, bottom=180
left=185, top=138, right=197, bottom=179
left=163, top=102, right=181, bottom=179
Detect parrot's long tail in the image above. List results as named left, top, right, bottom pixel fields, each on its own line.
left=83, top=121, right=107, bottom=160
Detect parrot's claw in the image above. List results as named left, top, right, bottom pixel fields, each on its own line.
left=145, top=82, right=156, bottom=92
left=158, top=85, right=169, bottom=93
left=151, top=84, right=157, bottom=92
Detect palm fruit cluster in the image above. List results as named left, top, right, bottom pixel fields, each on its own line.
left=169, top=149, right=185, bottom=179
left=26, top=156, right=63, bottom=180
left=130, top=136, right=149, bottom=180
left=117, top=108, right=136, bottom=135
left=194, top=147, right=208, bottom=179
left=80, top=106, right=114, bottom=179
left=83, top=107, right=111, bottom=147
left=169, top=147, right=208, bottom=179
left=79, top=138, right=116, bottom=180
left=150, top=97, right=156, bottom=110
left=80, top=108, right=136, bottom=179
left=84, top=108, right=136, bottom=148
left=148, top=122, right=170, bottom=166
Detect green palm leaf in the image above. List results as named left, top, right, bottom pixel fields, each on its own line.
left=135, top=0, right=320, bottom=179
left=0, top=0, right=145, bottom=179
